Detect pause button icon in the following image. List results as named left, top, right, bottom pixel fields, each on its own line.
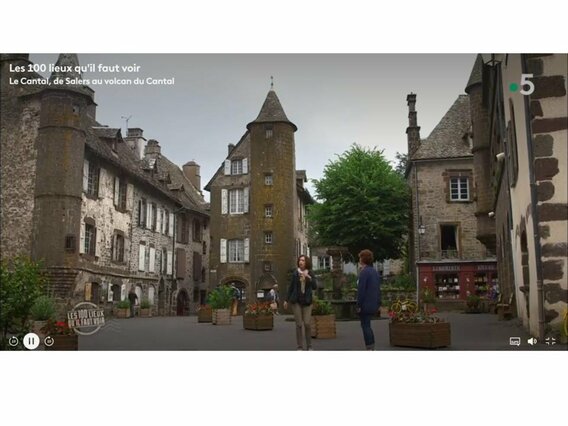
left=23, top=333, right=40, bottom=350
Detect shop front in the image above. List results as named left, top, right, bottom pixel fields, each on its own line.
left=418, top=261, right=498, bottom=302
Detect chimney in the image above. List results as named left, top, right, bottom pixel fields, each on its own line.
left=145, top=139, right=161, bottom=157
left=228, top=143, right=235, bottom=156
left=124, top=128, right=145, bottom=160
left=183, top=161, right=201, bottom=193
left=406, top=93, right=421, bottom=158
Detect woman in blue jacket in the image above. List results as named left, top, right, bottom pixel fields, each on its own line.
left=283, top=255, right=318, bottom=350
left=356, top=249, right=381, bottom=350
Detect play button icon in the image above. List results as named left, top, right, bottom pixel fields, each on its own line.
left=23, top=333, right=40, bottom=350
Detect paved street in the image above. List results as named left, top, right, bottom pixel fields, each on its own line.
left=78, top=313, right=567, bottom=351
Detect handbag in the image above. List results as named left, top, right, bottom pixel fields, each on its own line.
left=270, top=302, right=277, bottom=310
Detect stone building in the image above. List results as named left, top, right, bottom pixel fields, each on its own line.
left=205, top=88, right=313, bottom=304
left=406, top=92, right=497, bottom=304
left=467, top=54, right=567, bottom=338
left=0, top=54, right=209, bottom=316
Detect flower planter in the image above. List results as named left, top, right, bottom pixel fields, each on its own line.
left=140, top=308, right=152, bottom=318
left=198, top=307, right=212, bottom=323
left=389, top=322, right=451, bottom=349
left=212, top=308, right=231, bottom=325
left=311, top=314, right=336, bottom=339
left=45, top=334, right=79, bottom=351
left=243, top=315, right=274, bottom=330
left=115, top=307, right=130, bottom=319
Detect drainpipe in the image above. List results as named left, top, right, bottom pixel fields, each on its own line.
left=414, top=162, right=421, bottom=305
left=521, top=54, right=545, bottom=341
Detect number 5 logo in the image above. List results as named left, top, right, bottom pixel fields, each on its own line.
left=520, top=74, right=535, bottom=95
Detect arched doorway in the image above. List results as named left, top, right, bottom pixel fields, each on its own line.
left=176, top=289, right=190, bottom=316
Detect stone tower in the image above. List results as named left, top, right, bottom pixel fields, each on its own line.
left=246, top=89, right=298, bottom=297
left=32, top=54, right=96, bottom=267
left=465, top=54, right=496, bottom=251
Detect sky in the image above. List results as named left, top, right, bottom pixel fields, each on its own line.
left=31, top=54, right=477, bottom=200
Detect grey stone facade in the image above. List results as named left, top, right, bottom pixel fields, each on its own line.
left=470, top=54, right=567, bottom=338
left=0, top=54, right=210, bottom=316
left=205, top=89, right=313, bottom=305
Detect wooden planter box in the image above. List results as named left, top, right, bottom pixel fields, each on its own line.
left=311, top=314, right=336, bottom=339
left=198, top=307, right=212, bottom=323
left=212, top=308, right=231, bottom=325
left=243, top=315, right=274, bottom=330
left=140, top=308, right=152, bottom=318
left=389, top=321, right=451, bottom=349
left=114, top=307, right=130, bottom=318
left=45, top=334, right=79, bottom=351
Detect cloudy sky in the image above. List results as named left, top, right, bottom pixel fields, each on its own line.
left=31, top=54, right=476, bottom=200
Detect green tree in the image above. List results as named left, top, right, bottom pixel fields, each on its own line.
left=0, top=257, right=47, bottom=348
left=394, top=151, right=408, bottom=177
left=308, top=144, right=410, bottom=261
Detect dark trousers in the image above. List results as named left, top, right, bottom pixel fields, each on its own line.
left=360, top=314, right=375, bottom=348
left=130, top=304, right=135, bottom=318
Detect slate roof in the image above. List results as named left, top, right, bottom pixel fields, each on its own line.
left=412, top=95, right=472, bottom=160
left=246, top=90, right=297, bottom=131
left=85, top=119, right=208, bottom=216
left=465, top=54, right=484, bottom=94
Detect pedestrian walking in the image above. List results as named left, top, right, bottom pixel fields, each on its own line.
left=356, top=249, right=381, bottom=350
left=269, top=284, right=279, bottom=315
left=283, top=255, right=318, bottom=350
left=128, top=287, right=138, bottom=318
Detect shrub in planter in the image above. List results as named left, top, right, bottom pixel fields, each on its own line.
left=115, top=299, right=131, bottom=318
left=466, top=294, right=481, bottom=313
left=208, top=285, right=233, bottom=325
left=311, top=298, right=336, bottom=339
left=30, top=295, right=57, bottom=336
left=243, top=302, right=273, bottom=330
left=140, top=299, right=152, bottom=317
left=388, top=300, right=450, bottom=348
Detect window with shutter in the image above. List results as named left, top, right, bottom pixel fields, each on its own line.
left=149, top=247, right=156, bottom=273
left=83, top=159, right=89, bottom=192
left=114, top=177, right=120, bottom=206
left=167, top=250, right=173, bottom=275
left=224, top=159, right=231, bottom=175
left=220, top=239, right=227, bottom=263
left=146, top=203, right=152, bottom=229
left=168, top=213, right=174, bottom=237
left=138, top=244, right=146, bottom=271
left=242, top=158, right=248, bottom=174
left=244, top=238, right=250, bottom=263
left=221, top=189, right=228, bottom=214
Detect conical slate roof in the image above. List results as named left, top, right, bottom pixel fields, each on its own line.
left=465, top=54, right=484, bottom=93
left=49, top=54, right=82, bottom=82
left=246, top=89, right=297, bottom=131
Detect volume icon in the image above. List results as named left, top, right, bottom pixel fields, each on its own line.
left=527, top=337, right=538, bottom=345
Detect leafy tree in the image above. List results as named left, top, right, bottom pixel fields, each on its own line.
left=308, top=144, right=409, bottom=261
left=0, top=257, right=47, bottom=348
left=394, top=151, right=408, bottom=177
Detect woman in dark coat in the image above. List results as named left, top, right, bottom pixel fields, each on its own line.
left=283, top=255, right=318, bottom=350
left=356, top=249, right=381, bottom=350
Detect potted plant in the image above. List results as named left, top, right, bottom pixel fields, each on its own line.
left=197, top=304, right=212, bottom=323
left=41, top=319, right=78, bottom=351
left=466, top=294, right=482, bottom=313
left=420, top=288, right=436, bottom=313
left=311, top=298, right=336, bottom=339
left=243, top=302, right=273, bottom=330
left=140, top=299, right=152, bottom=317
left=30, top=295, right=57, bottom=337
left=208, top=285, right=234, bottom=325
left=115, top=299, right=131, bottom=319
left=388, top=300, right=451, bottom=349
